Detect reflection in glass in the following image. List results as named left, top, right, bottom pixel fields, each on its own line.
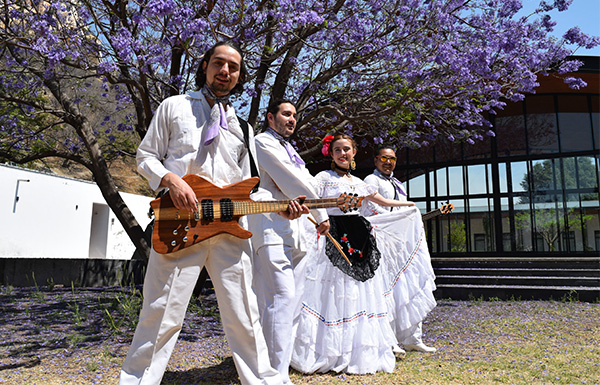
left=515, top=198, right=592, bottom=252
left=448, top=166, right=464, bottom=196
left=499, top=163, right=508, bottom=193
left=447, top=220, right=467, bottom=252
left=592, top=95, right=599, bottom=150
left=495, top=101, right=527, bottom=156
left=557, top=95, right=593, bottom=152
left=513, top=198, right=531, bottom=251
left=437, top=168, right=447, bottom=196
left=510, top=161, right=528, bottom=193
left=526, top=96, right=559, bottom=154
left=501, top=197, right=512, bottom=251
left=577, top=156, right=599, bottom=201
left=469, top=198, right=494, bottom=252
left=468, top=165, right=487, bottom=194
left=522, top=159, right=557, bottom=203
left=408, top=172, right=426, bottom=198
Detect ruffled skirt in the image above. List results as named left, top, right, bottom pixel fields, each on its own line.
left=291, top=208, right=436, bottom=374
left=368, top=208, right=437, bottom=342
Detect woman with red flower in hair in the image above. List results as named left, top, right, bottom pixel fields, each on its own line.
left=291, top=133, right=421, bottom=375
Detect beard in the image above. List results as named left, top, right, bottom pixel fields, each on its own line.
left=207, top=78, right=232, bottom=97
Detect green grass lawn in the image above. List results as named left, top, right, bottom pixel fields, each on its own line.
left=0, top=286, right=598, bottom=384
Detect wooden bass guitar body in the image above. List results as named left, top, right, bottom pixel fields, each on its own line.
left=150, top=175, right=259, bottom=254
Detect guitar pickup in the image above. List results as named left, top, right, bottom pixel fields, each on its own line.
left=220, top=198, right=234, bottom=221
left=201, top=199, right=214, bottom=221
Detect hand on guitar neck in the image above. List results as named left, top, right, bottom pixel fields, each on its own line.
left=278, top=196, right=310, bottom=220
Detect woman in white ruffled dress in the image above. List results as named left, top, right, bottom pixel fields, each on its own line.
left=291, top=134, right=436, bottom=375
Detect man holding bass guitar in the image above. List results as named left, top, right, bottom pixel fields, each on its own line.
left=247, top=99, right=330, bottom=384
left=121, top=41, right=300, bottom=385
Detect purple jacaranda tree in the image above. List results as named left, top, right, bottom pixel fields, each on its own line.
left=0, top=0, right=597, bottom=258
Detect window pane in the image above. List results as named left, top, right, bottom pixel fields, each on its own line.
left=514, top=198, right=532, bottom=252
left=526, top=96, right=559, bottom=154
left=591, top=95, right=599, bottom=151
left=408, top=171, right=426, bottom=198
left=468, top=164, right=487, bottom=194
left=532, top=199, right=560, bottom=252
left=499, top=163, right=508, bottom=193
left=529, top=159, right=557, bottom=203
left=557, top=95, right=594, bottom=152
left=578, top=156, right=599, bottom=192
left=448, top=166, right=464, bottom=195
left=501, top=197, right=512, bottom=251
left=437, top=168, right=447, bottom=196
left=560, top=157, right=577, bottom=190
left=496, top=101, right=528, bottom=156
left=510, top=161, right=528, bottom=193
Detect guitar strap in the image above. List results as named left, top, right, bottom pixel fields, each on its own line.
left=237, top=116, right=259, bottom=179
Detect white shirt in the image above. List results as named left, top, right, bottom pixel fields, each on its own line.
left=249, top=131, right=327, bottom=248
left=363, top=169, right=407, bottom=215
left=137, top=91, right=256, bottom=191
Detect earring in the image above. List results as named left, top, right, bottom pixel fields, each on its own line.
left=331, top=160, right=336, bottom=170
left=350, top=160, right=356, bottom=170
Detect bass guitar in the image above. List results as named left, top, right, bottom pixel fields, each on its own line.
left=150, top=174, right=364, bottom=254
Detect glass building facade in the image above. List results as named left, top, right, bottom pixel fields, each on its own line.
left=390, top=57, right=599, bottom=256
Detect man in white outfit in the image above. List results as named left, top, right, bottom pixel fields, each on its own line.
left=120, top=41, right=300, bottom=385
left=248, top=99, right=330, bottom=384
left=364, top=146, right=437, bottom=354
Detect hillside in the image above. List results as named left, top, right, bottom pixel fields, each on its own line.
left=28, top=156, right=154, bottom=197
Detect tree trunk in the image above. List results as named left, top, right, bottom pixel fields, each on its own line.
left=44, top=76, right=152, bottom=261
left=81, top=120, right=152, bottom=260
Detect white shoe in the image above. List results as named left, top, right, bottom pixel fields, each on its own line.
left=404, top=342, right=437, bottom=353
left=392, top=344, right=406, bottom=354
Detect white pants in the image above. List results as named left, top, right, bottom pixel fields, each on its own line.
left=253, top=243, right=307, bottom=384
left=119, top=234, right=283, bottom=385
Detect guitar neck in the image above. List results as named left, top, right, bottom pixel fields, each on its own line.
left=422, top=208, right=441, bottom=221
left=234, top=198, right=339, bottom=216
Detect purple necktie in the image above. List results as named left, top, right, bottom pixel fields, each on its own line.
left=267, top=128, right=305, bottom=166
left=390, top=177, right=406, bottom=197
left=284, top=141, right=305, bottom=165
left=204, top=102, right=228, bottom=145
left=202, top=85, right=230, bottom=146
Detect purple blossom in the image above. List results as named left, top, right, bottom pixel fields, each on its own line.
left=564, top=77, right=587, bottom=90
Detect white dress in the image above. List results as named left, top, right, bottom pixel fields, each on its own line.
left=364, top=169, right=437, bottom=343
left=291, top=170, right=397, bottom=374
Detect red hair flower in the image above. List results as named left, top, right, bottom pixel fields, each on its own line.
left=321, top=135, right=334, bottom=156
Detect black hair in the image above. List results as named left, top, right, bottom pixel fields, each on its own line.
left=195, top=41, right=247, bottom=95
left=374, top=144, right=396, bottom=157
left=264, top=98, right=296, bottom=129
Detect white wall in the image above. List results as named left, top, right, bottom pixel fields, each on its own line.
left=0, top=164, right=153, bottom=260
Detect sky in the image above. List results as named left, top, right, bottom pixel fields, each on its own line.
left=517, top=0, right=600, bottom=56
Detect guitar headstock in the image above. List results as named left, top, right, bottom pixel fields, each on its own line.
left=336, top=193, right=364, bottom=213
left=440, top=203, right=454, bottom=214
